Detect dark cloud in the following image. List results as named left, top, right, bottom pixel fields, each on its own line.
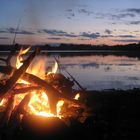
left=78, top=8, right=93, bottom=15
left=40, top=29, right=66, bottom=35
left=113, top=39, right=140, bottom=43
left=118, top=35, right=136, bottom=38
left=65, top=9, right=75, bottom=19
left=101, top=35, right=114, bottom=38
left=0, top=37, right=9, bottom=39
left=129, top=21, right=140, bottom=25
left=0, top=30, right=7, bottom=33
left=80, top=32, right=100, bottom=39
left=0, top=28, right=35, bottom=35
left=110, top=13, right=135, bottom=20
left=78, top=38, right=90, bottom=41
left=39, top=29, right=78, bottom=38
left=47, top=37, right=64, bottom=40
left=105, top=29, right=112, bottom=34
left=66, top=9, right=72, bottom=12
left=126, top=8, right=140, bottom=14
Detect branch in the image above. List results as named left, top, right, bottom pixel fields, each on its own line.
left=0, top=49, right=40, bottom=98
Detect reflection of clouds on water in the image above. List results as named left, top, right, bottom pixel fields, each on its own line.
left=1, top=52, right=140, bottom=90
left=63, top=62, right=100, bottom=69
left=104, top=66, right=112, bottom=72
left=117, top=63, right=134, bottom=66
left=79, top=63, right=99, bottom=69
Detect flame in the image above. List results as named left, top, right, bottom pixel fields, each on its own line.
left=28, top=91, right=54, bottom=117
left=27, top=57, right=47, bottom=79
left=16, top=47, right=30, bottom=69
left=48, top=61, right=58, bottom=75
left=0, top=51, right=63, bottom=119
left=0, top=98, right=7, bottom=106
left=16, top=47, right=30, bottom=84
left=74, top=93, right=80, bottom=100
left=57, top=100, right=64, bottom=118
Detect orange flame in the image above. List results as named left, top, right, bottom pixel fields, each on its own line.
left=28, top=91, right=55, bottom=117
left=0, top=51, right=64, bottom=119
left=74, top=93, right=80, bottom=100
left=16, top=47, right=30, bottom=69
left=48, top=61, right=58, bottom=75
left=16, top=47, right=30, bottom=84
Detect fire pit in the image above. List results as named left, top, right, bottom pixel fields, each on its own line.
left=0, top=46, right=89, bottom=139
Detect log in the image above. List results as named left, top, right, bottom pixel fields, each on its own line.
left=6, top=93, right=32, bottom=140
left=0, top=66, right=87, bottom=114
left=13, top=86, right=42, bottom=94
left=0, top=49, right=40, bottom=98
left=0, top=95, right=15, bottom=127
left=22, top=73, right=86, bottom=110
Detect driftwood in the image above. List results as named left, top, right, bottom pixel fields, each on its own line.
left=0, top=49, right=40, bottom=98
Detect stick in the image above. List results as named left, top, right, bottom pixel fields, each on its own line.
left=13, top=86, right=42, bottom=94
left=0, top=49, right=40, bottom=98
left=54, top=56, right=86, bottom=92
left=0, top=66, right=87, bottom=110
left=0, top=95, right=15, bottom=127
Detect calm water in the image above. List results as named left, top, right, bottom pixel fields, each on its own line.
left=1, top=51, right=140, bottom=90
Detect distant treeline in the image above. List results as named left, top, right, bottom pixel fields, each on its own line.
left=0, top=43, right=140, bottom=51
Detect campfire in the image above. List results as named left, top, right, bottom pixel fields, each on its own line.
left=0, top=46, right=88, bottom=134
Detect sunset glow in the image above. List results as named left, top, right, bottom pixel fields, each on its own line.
left=0, top=0, right=140, bottom=45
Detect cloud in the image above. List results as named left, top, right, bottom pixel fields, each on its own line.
left=105, top=29, right=112, bottom=34
left=110, top=13, right=135, bottom=20
left=126, top=8, right=140, bottom=14
left=78, top=8, right=93, bottom=15
left=118, top=35, right=136, bottom=38
left=113, top=39, right=140, bottom=43
left=101, top=35, right=114, bottom=38
left=47, top=37, right=64, bottom=40
left=129, top=21, right=140, bottom=25
left=0, top=28, right=35, bottom=35
left=80, top=32, right=100, bottom=39
left=0, top=37, right=9, bottom=39
left=65, top=9, right=75, bottom=19
left=39, top=29, right=78, bottom=38
left=78, top=38, right=90, bottom=41
left=66, top=9, right=72, bottom=12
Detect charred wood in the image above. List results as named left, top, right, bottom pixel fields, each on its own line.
left=0, top=49, right=40, bottom=98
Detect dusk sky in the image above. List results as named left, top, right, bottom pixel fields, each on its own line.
left=0, top=0, right=140, bottom=45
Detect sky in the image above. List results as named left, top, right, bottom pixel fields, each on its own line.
left=0, top=0, right=140, bottom=45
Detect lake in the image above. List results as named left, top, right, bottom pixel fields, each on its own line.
left=1, top=51, right=140, bottom=90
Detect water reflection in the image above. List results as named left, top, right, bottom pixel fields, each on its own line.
left=47, top=54, right=140, bottom=90
left=1, top=51, right=140, bottom=90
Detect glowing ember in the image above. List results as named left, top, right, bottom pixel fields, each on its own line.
left=74, top=93, right=80, bottom=100
left=0, top=98, right=7, bottom=106
left=28, top=91, right=55, bottom=117
left=57, top=100, right=64, bottom=118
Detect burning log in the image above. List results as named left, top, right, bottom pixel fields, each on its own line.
left=13, top=86, right=42, bottom=94
left=5, top=93, right=32, bottom=140
left=0, top=49, right=40, bottom=98
left=0, top=66, right=87, bottom=111
left=0, top=47, right=89, bottom=129
left=0, top=95, right=15, bottom=127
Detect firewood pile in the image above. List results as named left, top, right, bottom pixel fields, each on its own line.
left=0, top=46, right=90, bottom=139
